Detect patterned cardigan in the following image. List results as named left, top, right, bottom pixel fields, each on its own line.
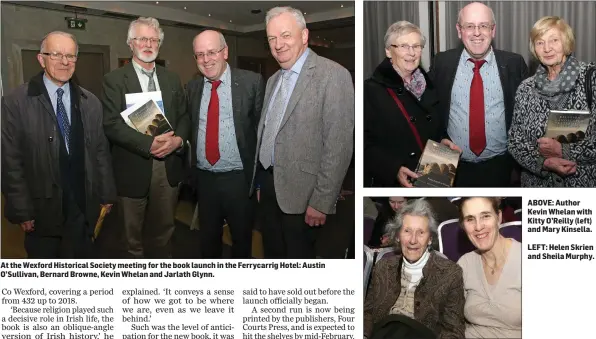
left=508, top=61, right=596, bottom=187
left=363, top=252, right=465, bottom=339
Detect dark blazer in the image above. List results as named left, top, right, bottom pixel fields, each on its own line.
left=101, top=63, right=189, bottom=198
left=186, top=67, right=264, bottom=184
left=429, top=47, right=528, bottom=134
left=364, top=58, right=444, bottom=187
left=1, top=72, right=117, bottom=235
left=250, top=50, right=354, bottom=215
left=364, top=252, right=465, bottom=339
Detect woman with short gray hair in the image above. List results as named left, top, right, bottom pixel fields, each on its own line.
left=364, top=21, right=459, bottom=188
left=364, top=198, right=465, bottom=339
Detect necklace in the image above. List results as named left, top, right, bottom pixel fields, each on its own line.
left=481, top=255, right=498, bottom=275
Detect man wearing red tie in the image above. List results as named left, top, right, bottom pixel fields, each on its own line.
left=187, top=30, right=264, bottom=258
left=429, top=2, right=528, bottom=187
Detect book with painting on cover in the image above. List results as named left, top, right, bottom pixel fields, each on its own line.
left=545, top=109, right=590, bottom=143
left=413, top=140, right=460, bottom=188
left=120, top=98, right=173, bottom=136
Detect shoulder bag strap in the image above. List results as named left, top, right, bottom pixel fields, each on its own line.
left=386, top=88, right=424, bottom=151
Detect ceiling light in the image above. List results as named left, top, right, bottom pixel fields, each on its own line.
left=184, top=7, right=187, bottom=10
left=303, top=12, right=307, bottom=15
left=208, top=14, right=211, bottom=17
left=229, top=20, right=233, bottom=23
left=341, top=4, right=344, bottom=8
left=155, top=1, right=159, bottom=4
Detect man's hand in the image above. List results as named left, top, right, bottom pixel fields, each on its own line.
left=441, top=139, right=463, bottom=153
left=100, top=204, right=113, bottom=214
left=397, top=166, right=418, bottom=188
left=305, top=206, right=326, bottom=227
left=20, top=220, right=35, bottom=233
left=152, top=132, right=182, bottom=158
left=543, top=157, right=577, bottom=177
left=538, top=137, right=563, bottom=158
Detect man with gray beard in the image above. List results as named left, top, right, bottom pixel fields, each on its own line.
left=102, top=17, right=189, bottom=258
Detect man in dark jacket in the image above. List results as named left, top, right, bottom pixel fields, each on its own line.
left=102, top=17, right=189, bottom=258
left=429, top=2, right=528, bottom=187
left=187, top=30, right=264, bottom=259
left=1, top=31, right=117, bottom=258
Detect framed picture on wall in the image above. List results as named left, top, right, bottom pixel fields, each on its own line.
left=119, top=58, right=166, bottom=67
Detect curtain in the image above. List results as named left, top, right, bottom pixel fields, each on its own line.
left=445, top=1, right=596, bottom=73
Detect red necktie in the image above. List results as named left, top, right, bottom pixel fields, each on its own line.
left=205, top=80, right=222, bottom=165
left=469, top=58, right=486, bottom=156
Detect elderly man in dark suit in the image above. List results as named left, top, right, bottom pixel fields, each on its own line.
left=429, top=2, right=528, bottom=187
left=187, top=30, right=264, bottom=259
left=102, top=17, right=189, bottom=258
left=2, top=31, right=116, bottom=258
left=251, top=7, right=354, bottom=259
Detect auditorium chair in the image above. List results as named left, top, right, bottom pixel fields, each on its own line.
left=500, top=221, right=522, bottom=242
left=437, top=218, right=475, bottom=262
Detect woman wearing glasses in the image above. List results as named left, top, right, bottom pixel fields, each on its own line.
left=364, top=21, right=455, bottom=187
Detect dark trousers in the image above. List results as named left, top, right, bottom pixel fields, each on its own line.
left=454, top=153, right=512, bottom=187
left=195, top=168, right=254, bottom=259
left=259, top=167, right=319, bottom=259
left=24, top=195, right=92, bottom=259
left=118, top=160, right=180, bottom=259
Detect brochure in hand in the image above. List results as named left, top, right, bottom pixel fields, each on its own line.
left=413, top=140, right=460, bottom=188
left=544, top=109, right=590, bottom=143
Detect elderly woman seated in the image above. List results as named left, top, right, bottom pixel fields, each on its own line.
left=457, top=197, right=521, bottom=338
left=508, top=16, right=596, bottom=187
left=364, top=21, right=459, bottom=188
left=364, top=198, right=465, bottom=339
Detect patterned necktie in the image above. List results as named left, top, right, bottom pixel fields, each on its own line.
left=56, top=88, right=71, bottom=153
left=259, top=71, right=293, bottom=169
left=142, top=68, right=156, bottom=92
left=469, top=58, right=487, bottom=156
left=205, top=80, right=222, bottom=165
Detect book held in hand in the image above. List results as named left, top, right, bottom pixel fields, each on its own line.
left=545, top=109, right=590, bottom=143
left=120, top=98, right=173, bottom=136
left=413, top=140, right=460, bottom=188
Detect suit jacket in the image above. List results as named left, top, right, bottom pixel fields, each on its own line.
left=2, top=72, right=117, bottom=235
left=251, top=50, right=354, bottom=215
left=186, top=67, right=264, bottom=184
left=364, top=253, right=465, bottom=339
left=101, top=63, right=189, bottom=198
left=429, top=47, right=528, bottom=134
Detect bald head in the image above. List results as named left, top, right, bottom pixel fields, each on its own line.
left=192, top=30, right=229, bottom=81
left=193, top=30, right=227, bottom=50
left=458, top=2, right=495, bottom=25
left=456, top=2, right=496, bottom=60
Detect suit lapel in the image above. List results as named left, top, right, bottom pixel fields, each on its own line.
left=494, top=50, right=511, bottom=109
left=278, top=51, right=316, bottom=131
left=123, top=63, right=143, bottom=109
left=257, top=70, right=282, bottom=137
left=156, top=66, right=172, bottom=116
left=230, top=69, right=245, bottom=147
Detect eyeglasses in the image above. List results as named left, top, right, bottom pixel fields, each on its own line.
left=40, top=52, right=78, bottom=62
left=458, top=23, right=494, bottom=33
left=132, top=37, right=161, bottom=45
left=194, top=47, right=226, bottom=60
left=391, top=44, right=423, bottom=53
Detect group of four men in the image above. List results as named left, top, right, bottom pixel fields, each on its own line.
left=1, top=7, right=355, bottom=259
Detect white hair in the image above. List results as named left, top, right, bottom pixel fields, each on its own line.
left=265, top=6, right=306, bottom=29
left=40, top=31, right=79, bottom=55
left=127, top=17, right=164, bottom=46
left=385, top=198, right=439, bottom=253
left=384, top=21, right=426, bottom=49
